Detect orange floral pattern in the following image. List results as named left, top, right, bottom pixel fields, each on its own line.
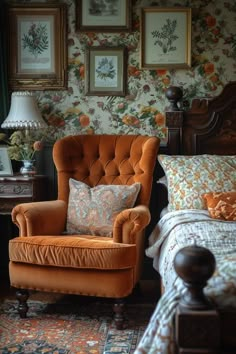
left=203, top=191, right=236, bottom=221
left=158, top=154, right=236, bottom=211
left=79, top=114, right=90, bottom=127
left=204, top=62, right=215, bottom=75
left=34, top=1, right=236, bottom=142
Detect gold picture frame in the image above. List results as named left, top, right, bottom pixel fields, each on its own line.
left=7, top=3, right=67, bottom=90
left=140, top=7, right=192, bottom=69
left=85, top=46, right=127, bottom=96
left=0, top=147, right=13, bottom=176
left=76, top=0, right=131, bottom=32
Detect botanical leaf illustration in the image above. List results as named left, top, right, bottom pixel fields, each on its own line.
left=22, top=23, right=49, bottom=58
left=151, top=19, right=178, bottom=54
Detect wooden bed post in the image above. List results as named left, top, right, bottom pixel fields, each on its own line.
left=165, top=86, right=184, bottom=154
left=174, top=245, right=221, bottom=354
left=166, top=111, right=184, bottom=154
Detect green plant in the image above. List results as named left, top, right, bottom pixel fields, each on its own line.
left=151, top=19, right=178, bottom=54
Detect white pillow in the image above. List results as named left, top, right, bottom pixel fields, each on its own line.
left=156, top=175, right=168, bottom=188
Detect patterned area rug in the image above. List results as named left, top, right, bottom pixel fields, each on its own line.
left=0, top=298, right=154, bottom=354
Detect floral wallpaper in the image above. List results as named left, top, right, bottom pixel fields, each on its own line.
left=9, top=0, right=236, bottom=143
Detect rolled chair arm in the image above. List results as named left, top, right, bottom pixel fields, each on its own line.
left=113, top=205, right=151, bottom=244
left=12, top=200, right=67, bottom=237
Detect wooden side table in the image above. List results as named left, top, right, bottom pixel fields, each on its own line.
left=0, top=174, right=47, bottom=215
left=0, top=174, right=48, bottom=279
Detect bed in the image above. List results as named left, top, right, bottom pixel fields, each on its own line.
left=135, top=81, right=236, bottom=354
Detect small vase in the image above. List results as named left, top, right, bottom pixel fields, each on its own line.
left=20, top=160, right=37, bottom=176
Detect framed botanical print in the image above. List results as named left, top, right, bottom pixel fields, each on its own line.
left=0, top=147, right=13, bottom=176
left=7, top=3, right=67, bottom=90
left=140, top=7, right=192, bottom=69
left=85, top=46, right=127, bottom=96
left=76, top=0, right=131, bottom=32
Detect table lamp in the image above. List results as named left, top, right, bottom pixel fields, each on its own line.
left=1, top=91, right=47, bottom=175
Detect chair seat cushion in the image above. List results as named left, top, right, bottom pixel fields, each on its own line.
left=9, top=235, right=136, bottom=270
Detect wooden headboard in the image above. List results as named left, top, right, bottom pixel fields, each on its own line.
left=147, top=81, right=236, bottom=237
left=167, top=81, right=236, bottom=156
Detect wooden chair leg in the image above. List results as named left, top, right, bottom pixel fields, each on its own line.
left=113, top=298, right=126, bottom=329
left=16, top=289, right=29, bottom=318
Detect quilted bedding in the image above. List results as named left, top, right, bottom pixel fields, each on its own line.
left=134, top=210, right=236, bottom=354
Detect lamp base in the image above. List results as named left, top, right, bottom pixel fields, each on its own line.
left=20, top=160, right=37, bottom=176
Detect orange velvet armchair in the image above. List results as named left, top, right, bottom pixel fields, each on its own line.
left=9, top=134, right=159, bottom=328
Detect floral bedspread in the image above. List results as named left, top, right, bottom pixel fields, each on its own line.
left=134, top=210, right=236, bottom=354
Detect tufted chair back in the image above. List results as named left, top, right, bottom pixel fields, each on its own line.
left=53, top=134, right=157, bottom=207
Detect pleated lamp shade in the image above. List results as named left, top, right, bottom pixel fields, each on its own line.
left=1, top=91, right=47, bottom=130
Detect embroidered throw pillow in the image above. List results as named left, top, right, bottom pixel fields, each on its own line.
left=203, top=191, right=236, bottom=221
left=158, top=154, right=236, bottom=211
left=66, top=179, right=141, bottom=236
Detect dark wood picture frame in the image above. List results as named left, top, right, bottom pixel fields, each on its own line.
left=85, top=46, right=127, bottom=96
left=7, top=3, right=67, bottom=91
left=76, top=0, right=131, bottom=32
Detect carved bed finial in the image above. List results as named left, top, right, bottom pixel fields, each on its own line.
left=165, top=86, right=183, bottom=111
left=174, top=244, right=216, bottom=310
